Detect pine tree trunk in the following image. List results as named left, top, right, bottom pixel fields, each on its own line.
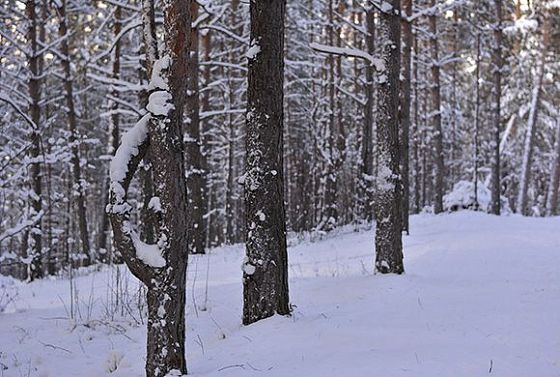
left=473, top=33, right=481, bottom=209
left=243, top=0, right=290, bottom=325
left=185, top=0, right=207, bottom=254
left=26, top=0, right=43, bottom=280
left=361, top=9, right=375, bottom=222
left=428, top=0, right=444, bottom=214
left=374, top=1, right=404, bottom=274
left=412, top=33, right=421, bottom=213
left=108, top=0, right=191, bottom=375
left=490, top=0, right=503, bottom=215
left=98, top=4, right=122, bottom=260
left=546, top=119, right=560, bottom=216
left=400, top=0, right=413, bottom=233
left=517, top=22, right=548, bottom=215
left=323, top=0, right=338, bottom=230
left=57, top=0, right=91, bottom=266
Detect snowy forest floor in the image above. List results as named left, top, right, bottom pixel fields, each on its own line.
left=0, top=212, right=559, bottom=377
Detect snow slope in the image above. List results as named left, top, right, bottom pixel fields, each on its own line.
left=1, top=212, right=559, bottom=377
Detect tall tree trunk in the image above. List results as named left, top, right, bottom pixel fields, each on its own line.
left=56, top=0, right=91, bottom=266
left=139, top=0, right=159, bottom=246
left=400, top=0, right=413, bottom=233
left=98, top=4, right=122, bottom=260
left=374, top=1, right=404, bottom=274
left=323, top=0, right=338, bottom=230
left=412, top=32, right=421, bottom=213
left=26, top=0, right=43, bottom=280
left=428, top=0, right=444, bottom=214
left=517, top=14, right=549, bottom=215
left=490, top=0, right=503, bottom=215
left=361, top=8, right=375, bottom=222
left=546, top=119, right=560, bottom=216
left=108, top=0, right=191, bottom=375
left=473, top=33, right=481, bottom=209
left=185, top=0, right=207, bottom=254
left=243, top=0, right=290, bottom=325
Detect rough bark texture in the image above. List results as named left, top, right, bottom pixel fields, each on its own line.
left=361, top=9, right=375, bottom=222
left=490, top=0, right=503, bottom=215
left=429, top=0, right=444, bottom=214
left=185, top=0, right=207, bottom=254
left=400, top=0, right=413, bottom=233
left=57, top=0, right=91, bottom=265
left=243, top=0, right=290, bottom=325
left=546, top=119, right=560, bottom=216
left=374, top=1, right=404, bottom=275
left=108, top=0, right=191, bottom=375
left=26, top=0, right=43, bottom=280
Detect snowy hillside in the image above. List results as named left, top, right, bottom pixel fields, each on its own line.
left=1, top=212, right=559, bottom=377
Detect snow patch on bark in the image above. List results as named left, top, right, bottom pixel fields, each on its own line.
left=245, top=40, right=261, bottom=59
left=148, top=55, right=171, bottom=91
left=131, top=232, right=165, bottom=268
left=109, top=114, right=150, bottom=204
left=147, top=90, right=173, bottom=116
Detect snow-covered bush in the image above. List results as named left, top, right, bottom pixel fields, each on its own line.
left=443, top=181, right=510, bottom=213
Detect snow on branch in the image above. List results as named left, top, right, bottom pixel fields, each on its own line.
left=0, top=93, right=37, bottom=129
left=0, top=210, right=44, bottom=243
left=309, top=42, right=385, bottom=72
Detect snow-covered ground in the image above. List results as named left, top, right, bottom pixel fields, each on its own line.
left=1, top=212, right=559, bottom=377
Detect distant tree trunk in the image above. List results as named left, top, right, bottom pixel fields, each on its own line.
left=323, top=0, right=338, bottom=230
left=185, top=0, right=207, bottom=254
left=361, top=8, right=375, bottom=222
left=108, top=0, right=191, bottom=375
left=473, top=33, right=481, bottom=209
left=139, top=0, right=159, bottom=246
left=26, top=0, right=43, bottom=280
left=517, top=14, right=549, bottom=215
left=56, top=0, right=91, bottom=266
left=412, top=32, right=421, bottom=213
left=374, top=1, right=404, bottom=274
left=224, top=0, right=240, bottom=244
left=98, top=4, right=122, bottom=260
left=400, top=0, right=413, bottom=233
left=490, top=0, right=503, bottom=215
left=428, top=0, right=444, bottom=214
left=243, top=0, right=290, bottom=325
left=546, top=119, right=560, bottom=216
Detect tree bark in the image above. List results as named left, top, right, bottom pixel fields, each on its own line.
left=185, top=0, right=207, bottom=254
left=517, top=14, right=549, bottom=215
left=374, top=1, right=404, bottom=274
left=26, top=0, right=43, bottom=280
left=56, top=0, right=91, bottom=266
left=108, top=0, right=191, bottom=375
left=473, top=33, right=481, bottom=209
left=323, top=0, right=338, bottom=230
left=428, top=0, right=444, bottom=214
left=400, top=0, right=413, bottom=232
left=361, top=8, right=375, bottom=222
left=98, top=4, right=122, bottom=261
left=243, top=0, right=290, bottom=325
left=490, top=0, right=503, bottom=215
left=546, top=119, right=560, bottom=216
